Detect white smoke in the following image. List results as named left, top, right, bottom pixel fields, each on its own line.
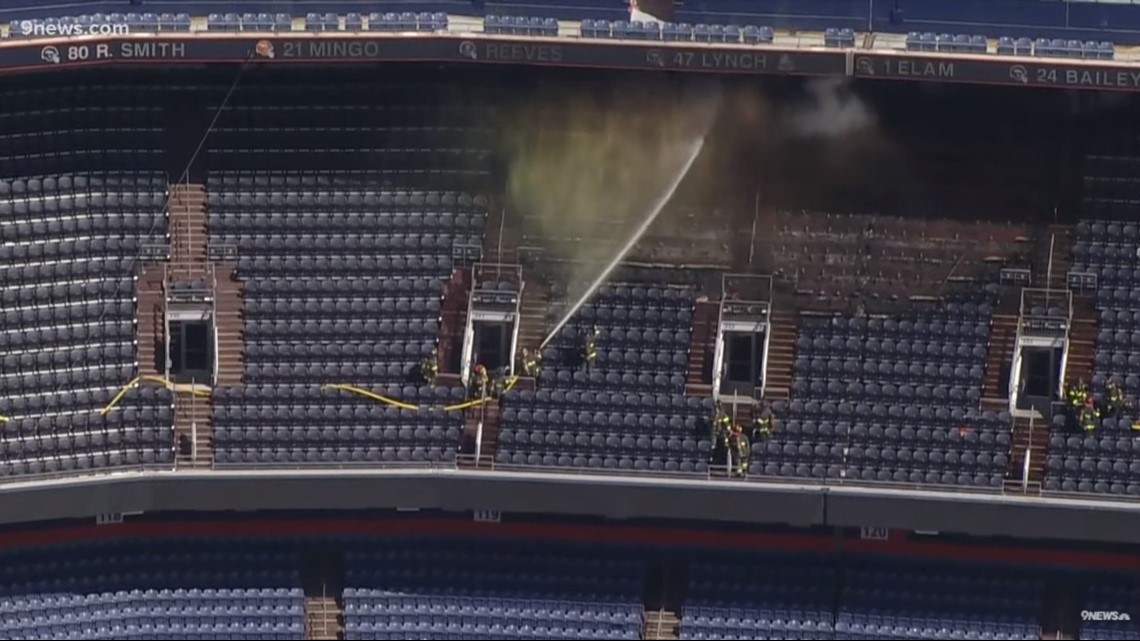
left=787, top=77, right=875, bottom=138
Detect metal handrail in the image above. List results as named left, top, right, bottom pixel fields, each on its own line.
left=1022, top=415, right=1033, bottom=492
left=1046, top=232, right=1055, bottom=292
left=5, top=455, right=1140, bottom=503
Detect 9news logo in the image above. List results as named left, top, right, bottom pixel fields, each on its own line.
left=1082, top=610, right=1132, bottom=621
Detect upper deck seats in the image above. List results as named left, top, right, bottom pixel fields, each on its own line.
left=771, top=292, right=1007, bottom=488
left=207, top=172, right=487, bottom=466
left=0, top=172, right=173, bottom=478
left=497, top=278, right=708, bottom=474
left=204, top=80, right=493, bottom=185
left=1046, top=213, right=1140, bottom=496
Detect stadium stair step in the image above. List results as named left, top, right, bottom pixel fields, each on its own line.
left=462, top=398, right=500, bottom=465
left=1030, top=224, right=1073, bottom=290
left=439, top=267, right=472, bottom=374
left=642, top=610, right=680, bottom=640
left=763, top=309, right=796, bottom=400
left=981, top=313, right=1019, bottom=403
left=684, top=300, right=720, bottom=396
left=642, top=556, right=685, bottom=640
left=168, top=183, right=209, bottom=279
left=135, top=266, right=166, bottom=379
left=1040, top=578, right=1082, bottom=640
left=1007, top=415, right=1047, bottom=490
left=517, top=276, right=551, bottom=354
left=174, top=388, right=213, bottom=469
left=303, top=596, right=342, bottom=641
left=1065, top=314, right=1097, bottom=387
left=302, top=551, right=345, bottom=641
left=212, top=263, right=245, bottom=387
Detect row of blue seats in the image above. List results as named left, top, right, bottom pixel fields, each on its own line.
left=485, top=15, right=557, bottom=37
left=580, top=19, right=774, bottom=45
left=906, top=32, right=986, bottom=53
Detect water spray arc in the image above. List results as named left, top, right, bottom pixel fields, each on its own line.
left=539, top=133, right=709, bottom=351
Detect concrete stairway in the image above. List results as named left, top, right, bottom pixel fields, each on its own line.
left=763, top=310, right=796, bottom=400
left=174, top=388, right=212, bottom=468
left=439, top=268, right=471, bottom=374
left=1032, top=224, right=1073, bottom=291
left=1039, top=579, right=1081, bottom=641
left=1066, top=311, right=1097, bottom=386
left=643, top=611, right=680, bottom=640
left=642, top=557, right=685, bottom=641
left=213, top=263, right=245, bottom=386
left=1007, top=415, right=1047, bottom=491
left=684, top=301, right=719, bottom=396
left=302, top=551, right=345, bottom=641
left=518, top=278, right=551, bottom=354
left=982, top=314, right=1019, bottom=404
left=463, top=398, right=500, bottom=465
left=136, top=266, right=166, bottom=379
left=304, top=596, right=342, bottom=640
left=168, top=183, right=208, bottom=276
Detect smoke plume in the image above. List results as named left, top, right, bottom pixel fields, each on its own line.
left=786, top=77, right=876, bottom=138
left=500, top=77, right=723, bottom=307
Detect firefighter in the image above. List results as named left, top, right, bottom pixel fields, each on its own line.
left=520, top=348, right=542, bottom=378
left=1080, top=397, right=1100, bottom=432
left=711, top=403, right=732, bottom=448
left=729, top=423, right=750, bottom=477
left=1131, top=418, right=1140, bottom=433
left=471, top=363, right=490, bottom=401
left=1065, top=379, right=1090, bottom=410
left=752, top=401, right=774, bottom=440
left=581, top=325, right=598, bottom=372
left=420, top=348, right=439, bottom=384
left=490, top=369, right=508, bottom=399
left=1103, top=379, right=1129, bottom=417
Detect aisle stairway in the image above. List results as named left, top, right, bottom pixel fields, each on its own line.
left=303, top=551, right=345, bottom=641
left=1007, top=416, right=1046, bottom=491
left=174, top=387, right=212, bottom=468
left=982, top=314, right=1019, bottom=403
left=439, top=268, right=471, bottom=374
left=763, top=310, right=796, bottom=400
left=168, top=183, right=208, bottom=278
left=136, top=267, right=165, bottom=379
left=685, top=301, right=719, bottom=396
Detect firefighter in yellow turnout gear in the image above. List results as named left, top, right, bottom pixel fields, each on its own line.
left=711, top=403, right=732, bottom=448
left=729, top=422, right=750, bottom=477
left=519, top=347, right=543, bottom=378
left=1102, top=379, right=1131, bottom=418
left=471, top=363, right=490, bottom=401
left=420, top=348, right=439, bottom=385
left=752, top=401, right=774, bottom=440
left=581, top=325, right=598, bottom=372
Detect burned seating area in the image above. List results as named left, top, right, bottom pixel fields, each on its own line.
left=0, top=66, right=1138, bottom=504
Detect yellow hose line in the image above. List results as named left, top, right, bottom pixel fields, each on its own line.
left=141, top=375, right=211, bottom=396
left=100, top=376, right=141, bottom=415
left=444, top=398, right=488, bottom=412
left=321, top=384, right=421, bottom=411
